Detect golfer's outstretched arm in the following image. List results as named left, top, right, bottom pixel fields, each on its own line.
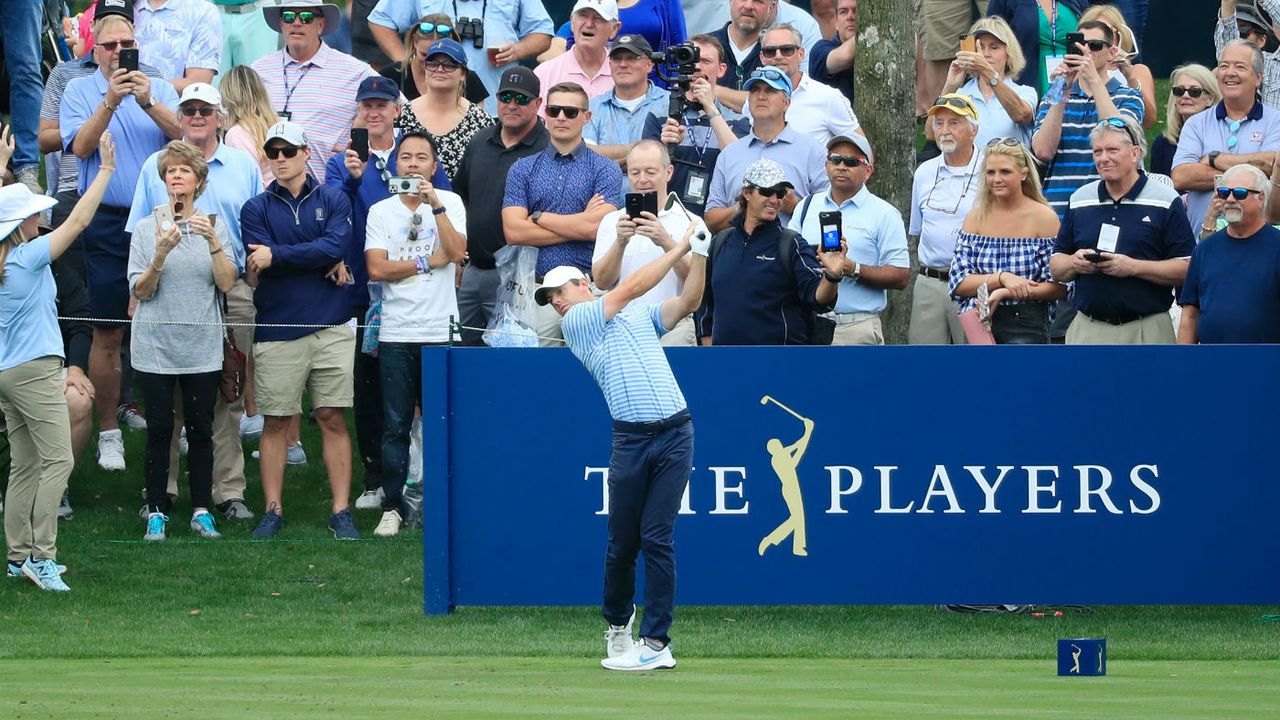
left=602, top=225, right=698, bottom=321
left=661, top=251, right=707, bottom=331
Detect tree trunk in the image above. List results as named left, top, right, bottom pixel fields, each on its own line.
left=855, top=0, right=918, bottom=344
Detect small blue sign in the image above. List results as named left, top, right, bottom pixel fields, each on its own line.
left=1058, top=638, right=1107, bottom=676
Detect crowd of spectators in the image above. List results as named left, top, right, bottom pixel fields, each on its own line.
left=1, top=0, right=1278, bottom=591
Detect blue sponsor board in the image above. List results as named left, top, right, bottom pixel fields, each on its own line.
left=423, top=345, right=1280, bottom=613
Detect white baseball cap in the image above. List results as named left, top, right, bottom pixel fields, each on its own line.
left=571, top=0, right=619, bottom=23
left=178, top=82, right=222, bottom=110
left=534, top=266, right=587, bottom=306
left=264, top=120, right=308, bottom=148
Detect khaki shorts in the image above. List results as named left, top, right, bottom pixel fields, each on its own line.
left=922, top=0, right=989, bottom=60
left=252, top=325, right=355, bottom=416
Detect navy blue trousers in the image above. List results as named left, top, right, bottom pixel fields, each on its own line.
left=602, top=411, right=693, bottom=645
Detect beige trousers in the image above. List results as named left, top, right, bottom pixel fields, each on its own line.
left=1, top=357, right=73, bottom=563
left=908, top=273, right=966, bottom=345
left=831, top=316, right=884, bottom=346
left=1065, top=311, right=1176, bottom=345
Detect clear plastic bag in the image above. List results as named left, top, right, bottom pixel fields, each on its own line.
left=483, top=244, right=540, bottom=348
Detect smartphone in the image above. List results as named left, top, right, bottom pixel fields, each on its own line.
left=625, top=191, right=658, bottom=220
left=119, top=47, right=139, bottom=73
left=350, top=128, right=369, bottom=163
left=1065, top=32, right=1086, bottom=54
left=1085, top=251, right=1107, bottom=263
left=818, top=211, right=842, bottom=252
left=387, top=176, right=420, bottom=194
left=959, top=34, right=976, bottom=54
left=153, top=203, right=175, bottom=232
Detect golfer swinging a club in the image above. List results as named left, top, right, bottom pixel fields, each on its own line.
left=535, top=221, right=708, bottom=672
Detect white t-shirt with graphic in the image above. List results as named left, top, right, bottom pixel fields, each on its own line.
left=364, top=191, right=467, bottom=343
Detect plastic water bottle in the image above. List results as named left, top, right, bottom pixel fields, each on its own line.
left=1044, top=76, right=1068, bottom=105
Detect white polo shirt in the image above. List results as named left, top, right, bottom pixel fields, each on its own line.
left=592, top=201, right=709, bottom=306
left=909, top=149, right=984, bottom=270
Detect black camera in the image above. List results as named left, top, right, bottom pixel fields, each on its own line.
left=457, top=17, right=484, bottom=49
left=648, top=42, right=702, bottom=120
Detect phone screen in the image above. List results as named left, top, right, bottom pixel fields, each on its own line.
left=818, top=211, right=842, bottom=251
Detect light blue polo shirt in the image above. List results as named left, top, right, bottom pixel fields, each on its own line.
left=125, top=142, right=262, bottom=274
left=60, top=69, right=180, bottom=209
left=706, top=125, right=830, bottom=226
left=584, top=83, right=670, bottom=147
left=787, top=186, right=909, bottom=314
left=958, top=76, right=1038, bottom=148
left=562, top=299, right=686, bottom=423
left=0, top=237, right=63, bottom=372
left=1172, top=100, right=1280, bottom=233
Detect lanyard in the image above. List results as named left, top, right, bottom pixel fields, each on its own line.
left=282, top=55, right=311, bottom=114
left=452, top=0, right=488, bottom=20
left=1049, top=0, right=1060, bottom=54
left=684, top=110, right=714, bottom=164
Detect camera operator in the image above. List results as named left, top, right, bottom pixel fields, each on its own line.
left=642, top=35, right=752, bottom=215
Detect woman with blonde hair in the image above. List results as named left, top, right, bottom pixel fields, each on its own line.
left=394, top=38, right=495, bottom=182
left=1151, top=64, right=1219, bottom=176
left=1080, top=4, right=1157, bottom=128
left=936, top=15, right=1038, bottom=148
left=0, top=131, right=115, bottom=591
left=949, top=138, right=1065, bottom=344
left=128, top=141, right=237, bottom=543
left=220, top=66, right=280, bottom=185
left=380, top=14, right=489, bottom=104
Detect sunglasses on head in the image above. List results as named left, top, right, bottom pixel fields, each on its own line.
left=424, top=59, right=462, bottom=72
left=751, top=67, right=787, bottom=82
left=498, top=90, right=533, bottom=105
left=97, top=39, right=136, bottom=51
left=986, top=137, right=1023, bottom=148
left=933, top=95, right=974, bottom=113
left=1095, top=117, right=1138, bottom=145
left=264, top=145, right=301, bottom=159
left=749, top=185, right=788, bottom=199
left=545, top=105, right=583, bottom=119
left=417, top=21, right=453, bottom=36
left=827, top=153, right=869, bottom=168
left=760, top=44, right=800, bottom=58
left=280, top=10, right=316, bottom=24
left=1171, top=85, right=1206, bottom=98
left=180, top=106, right=216, bottom=117
left=1215, top=186, right=1263, bottom=200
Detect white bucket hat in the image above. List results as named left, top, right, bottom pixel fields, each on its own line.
left=263, top=0, right=341, bottom=34
left=0, top=185, right=57, bottom=241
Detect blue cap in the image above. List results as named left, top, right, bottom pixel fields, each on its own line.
left=356, top=76, right=399, bottom=102
left=426, top=39, right=468, bottom=66
left=742, top=67, right=793, bottom=98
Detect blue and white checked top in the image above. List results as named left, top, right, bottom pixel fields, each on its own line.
left=948, top=231, right=1056, bottom=314
left=502, top=142, right=624, bottom=277
left=1034, top=78, right=1144, bottom=218
left=562, top=299, right=687, bottom=423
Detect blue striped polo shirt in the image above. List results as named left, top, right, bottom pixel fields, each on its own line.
left=1035, top=78, right=1144, bottom=218
left=562, top=299, right=686, bottom=423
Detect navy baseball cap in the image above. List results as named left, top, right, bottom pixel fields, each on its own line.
left=426, top=39, right=468, bottom=66
left=356, top=76, right=399, bottom=102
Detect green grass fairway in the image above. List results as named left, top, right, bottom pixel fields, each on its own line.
left=1, top=657, right=1276, bottom=719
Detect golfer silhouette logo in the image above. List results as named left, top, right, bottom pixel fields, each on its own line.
left=1070, top=644, right=1082, bottom=674
left=757, top=396, right=814, bottom=557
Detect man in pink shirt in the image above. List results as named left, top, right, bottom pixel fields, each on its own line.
left=534, top=0, right=620, bottom=115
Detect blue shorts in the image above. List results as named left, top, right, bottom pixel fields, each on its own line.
left=80, top=205, right=131, bottom=326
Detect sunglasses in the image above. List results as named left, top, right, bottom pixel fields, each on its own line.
left=424, top=59, right=462, bottom=72
left=1215, top=186, right=1263, bottom=200
left=750, top=67, right=788, bottom=82
left=827, top=153, right=869, bottom=168
left=986, top=137, right=1023, bottom=148
left=749, top=185, right=788, bottom=199
left=417, top=21, right=453, bottom=36
left=264, top=145, right=302, bottom=159
left=545, top=105, right=584, bottom=119
left=180, top=106, right=217, bottom=117
left=1095, top=117, right=1138, bottom=145
left=760, top=44, right=800, bottom=58
left=1240, top=25, right=1265, bottom=39
left=1078, top=39, right=1111, bottom=52
left=1171, top=85, right=1206, bottom=98
left=498, top=91, right=533, bottom=105
left=97, top=39, right=136, bottom=51
left=280, top=10, right=316, bottom=24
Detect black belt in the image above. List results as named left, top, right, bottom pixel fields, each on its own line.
left=97, top=204, right=130, bottom=218
left=1080, top=310, right=1145, bottom=326
left=613, top=409, right=691, bottom=436
left=919, top=266, right=949, bottom=281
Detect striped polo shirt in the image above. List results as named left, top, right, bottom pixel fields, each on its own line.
left=1054, top=173, right=1196, bottom=322
left=562, top=299, right=686, bottom=423
left=1035, top=78, right=1144, bottom=218
left=251, top=44, right=378, bottom=182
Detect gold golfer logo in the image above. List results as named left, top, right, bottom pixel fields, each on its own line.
left=757, top=395, right=813, bottom=557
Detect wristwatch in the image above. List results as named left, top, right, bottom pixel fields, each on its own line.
left=1207, top=151, right=1222, bottom=170
left=988, top=75, right=999, bottom=87
left=822, top=271, right=842, bottom=284
left=846, top=261, right=862, bottom=282
left=530, top=210, right=543, bottom=224
left=141, top=96, right=158, bottom=110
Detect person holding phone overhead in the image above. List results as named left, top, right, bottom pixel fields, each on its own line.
left=128, top=141, right=238, bottom=542
left=987, top=0, right=1090, bottom=96
left=59, top=4, right=181, bottom=474
left=1049, top=117, right=1194, bottom=345
left=788, top=135, right=909, bottom=346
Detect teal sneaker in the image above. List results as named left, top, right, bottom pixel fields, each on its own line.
left=22, top=558, right=70, bottom=592
left=328, top=508, right=361, bottom=540
left=143, top=512, right=168, bottom=542
left=190, top=511, right=221, bottom=539
left=8, top=559, right=66, bottom=577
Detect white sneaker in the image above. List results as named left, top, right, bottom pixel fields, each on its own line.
left=355, top=488, right=384, bottom=510
left=605, top=605, right=637, bottom=658
left=116, top=403, right=148, bottom=431
left=97, top=430, right=126, bottom=471
left=373, top=510, right=402, bottom=537
left=601, top=639, right=676, bottom=671
left=239, top=413, right=264, bottom=440
left=251, top=442, right=307, bottom=465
